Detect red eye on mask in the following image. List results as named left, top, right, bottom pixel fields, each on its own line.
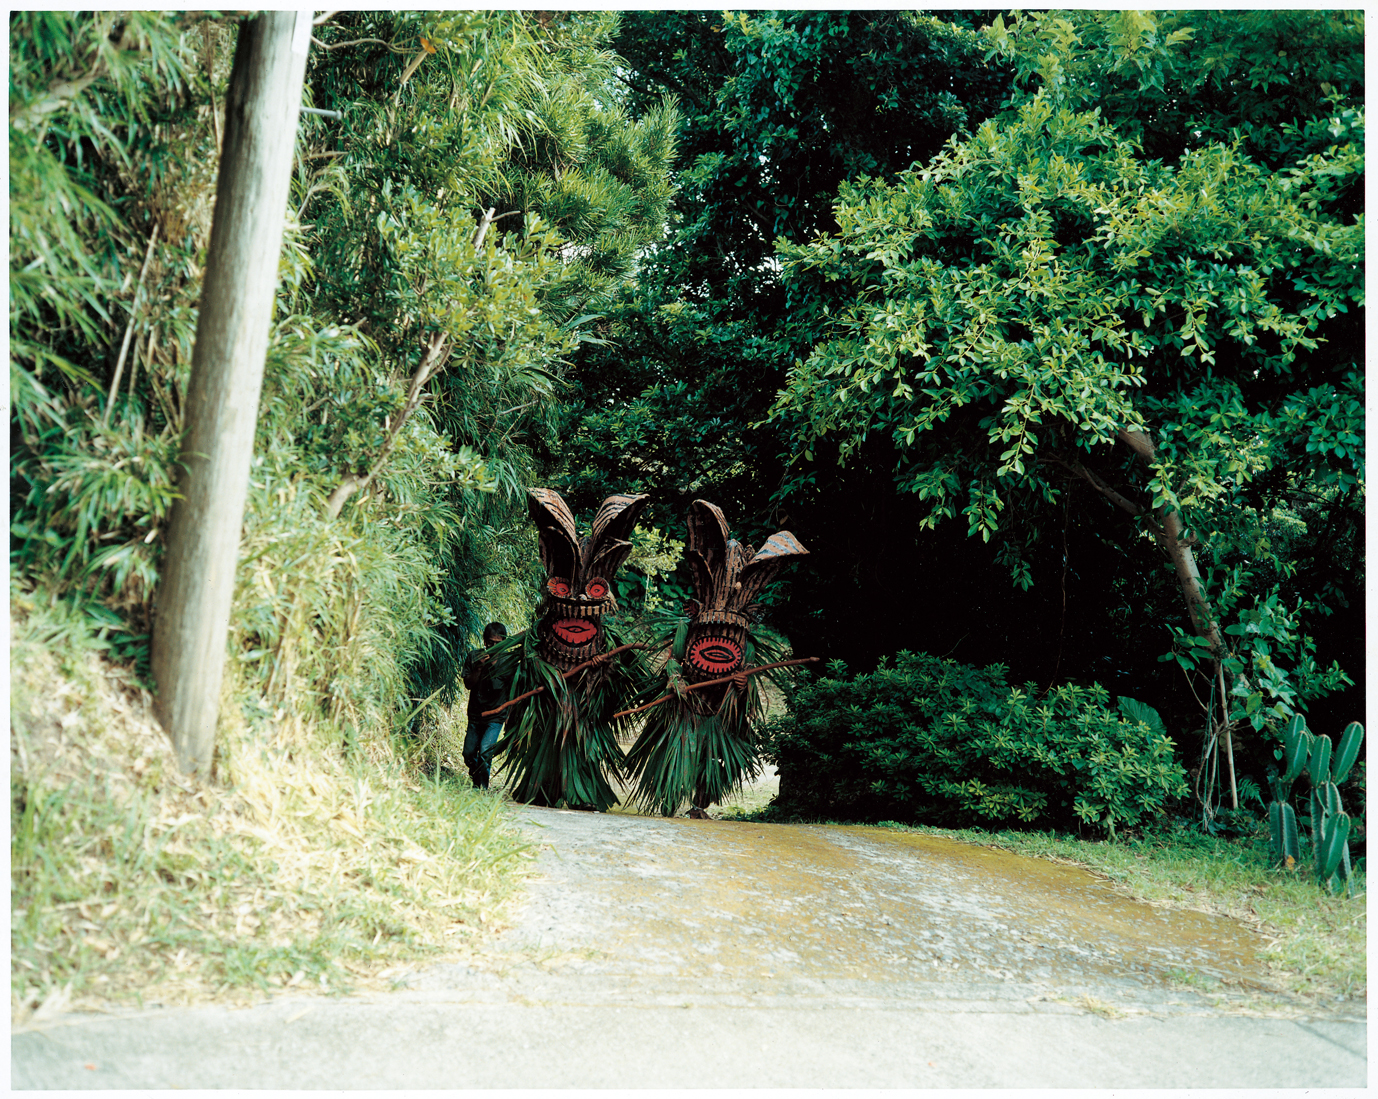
left=548, top=578, right=571, bottom=598
left=585, top=578, right=609, bottom=599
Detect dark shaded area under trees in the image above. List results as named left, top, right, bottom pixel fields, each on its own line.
left=559, top=10, right=1364, bottom=817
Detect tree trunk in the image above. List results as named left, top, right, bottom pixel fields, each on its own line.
left=151, top=12, right=310, bottom=776
left=1053, top=430, right=1239, bottom=806
left=1115, top=429, right=1224, bottom=654
left=1116, top=428, right=1236, bottom=809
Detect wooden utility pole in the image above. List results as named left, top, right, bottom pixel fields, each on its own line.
left=152, top=12, right=311, bottom=776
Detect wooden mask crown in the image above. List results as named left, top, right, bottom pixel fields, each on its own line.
left=527, top=488, right=650, bottom=591
left=683, top=499, right=808, bottom=616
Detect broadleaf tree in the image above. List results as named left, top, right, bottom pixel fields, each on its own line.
left=558, top=9, right=1014, bottom=637
left=763, top=10, right=1362, bottom=806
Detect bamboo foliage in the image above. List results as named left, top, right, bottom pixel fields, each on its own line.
left=10, top=11, right=678, bottom=753
left=299, top=11, right=680, bottom=708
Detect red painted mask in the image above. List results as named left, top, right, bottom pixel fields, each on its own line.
left=528, top=488, right=650, bottom=669
left=681, top=500, right=809, bottom=681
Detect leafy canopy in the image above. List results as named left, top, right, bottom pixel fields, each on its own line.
left=760, top=9, right=1362, bottom=734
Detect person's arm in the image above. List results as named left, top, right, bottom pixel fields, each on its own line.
left=461, top=651, right=482, bottom=691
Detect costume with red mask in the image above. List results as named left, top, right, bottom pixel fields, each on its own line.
left=491, top=488, right=649, bottom=810
left=624, top=499, right=808, bottom=816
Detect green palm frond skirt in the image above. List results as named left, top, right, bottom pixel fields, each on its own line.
left=624, top=617, right=787, bottom=817
left=491, top=623, right=643, bottom=812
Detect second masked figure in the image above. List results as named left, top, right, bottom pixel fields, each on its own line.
left=624, top=499, right=809, bottom=816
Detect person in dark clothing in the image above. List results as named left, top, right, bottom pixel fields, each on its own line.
left=461, top=622, right=509, bottom=789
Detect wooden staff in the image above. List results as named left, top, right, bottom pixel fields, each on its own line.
left=613, top=656, right=819, bottom=718
left=480, top=642, right=648, bottom=717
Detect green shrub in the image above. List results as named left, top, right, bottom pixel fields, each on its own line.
left=762, top=651, right=1189, bottom=834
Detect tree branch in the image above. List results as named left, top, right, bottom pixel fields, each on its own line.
left=1114, top=428, right=1222, bottom=654
left=324, top=199, right=516, bottom=520
left=1045, top=452, right=1167, bottom=539
left=310, top=35, right=408, bottom=52
left=472, top=207, right=496, bottom=250
left=393, top=47, right=431, bottom=103
left=472, top=207, right=521, bottom=250
left=325, top=332, right=450, bottom=519
left=103, top=223, right=160, bottom=427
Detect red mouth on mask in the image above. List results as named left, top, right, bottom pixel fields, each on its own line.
left=551, top=618, right=599, bottom=646
left=687, top=636, right=744, bottom=676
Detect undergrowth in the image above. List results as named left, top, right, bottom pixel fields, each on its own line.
left=760, top=652, right=1189, bottom=833
left=10, top=592, right=534, bottom=1024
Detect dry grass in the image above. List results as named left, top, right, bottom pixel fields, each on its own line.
left=1072, top=993, right=1124, bottom=1019
left=10, top=596, right=535, bottom=1024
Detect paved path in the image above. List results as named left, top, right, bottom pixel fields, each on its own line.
left=11, top=808, right=1367, bottom=1088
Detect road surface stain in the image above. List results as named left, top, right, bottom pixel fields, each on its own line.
left=508, top=811, right=1271, bottom=995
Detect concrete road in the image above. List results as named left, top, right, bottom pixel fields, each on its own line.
left=12, top=808, right=1367, bottom=1088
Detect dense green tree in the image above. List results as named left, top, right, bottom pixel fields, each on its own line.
left=986, top=10, right=1364, bottom=172
left=764, top=11, right=1362, bottom=794
left=560, top=11, right=1011, bottom=530
left=551, top=10, right=1362, bottom=816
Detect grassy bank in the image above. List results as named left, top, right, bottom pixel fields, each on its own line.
left=10, top=594, right=534, bottom=1024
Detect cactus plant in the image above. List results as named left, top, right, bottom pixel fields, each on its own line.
left=1267, top=715, right=1363, bottom=894
left=1268, top=799, right=1300, bottom=865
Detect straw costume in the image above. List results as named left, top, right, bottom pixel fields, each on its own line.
left=624, top=500, right=809, bottom=816
left=490, top=489, right=649, bottom=811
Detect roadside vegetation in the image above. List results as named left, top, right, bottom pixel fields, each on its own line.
left=10, top=9, right=1364, bottom=1023
left=11, top=596, right=532, bottom=1024
left=586, top=12, right=1365, bottom=1010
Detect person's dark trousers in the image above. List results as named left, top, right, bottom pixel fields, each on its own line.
left=463, top=715, right=504, bottom=789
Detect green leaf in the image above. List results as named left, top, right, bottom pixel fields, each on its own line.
left=1117, top=696, right=1166, bottom=738
left=1331, top=721, right=1363, bottom=785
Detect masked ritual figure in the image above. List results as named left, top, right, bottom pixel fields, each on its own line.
left=490, top=488, right=650, bottom=810
left=624, top=500, right=808, bottom=816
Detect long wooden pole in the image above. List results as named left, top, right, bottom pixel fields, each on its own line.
left=151, top=12, right=311, bottom=776
left=614, top=657, right=819, bottom=718
left=480, top=642, right=647, bottom=717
